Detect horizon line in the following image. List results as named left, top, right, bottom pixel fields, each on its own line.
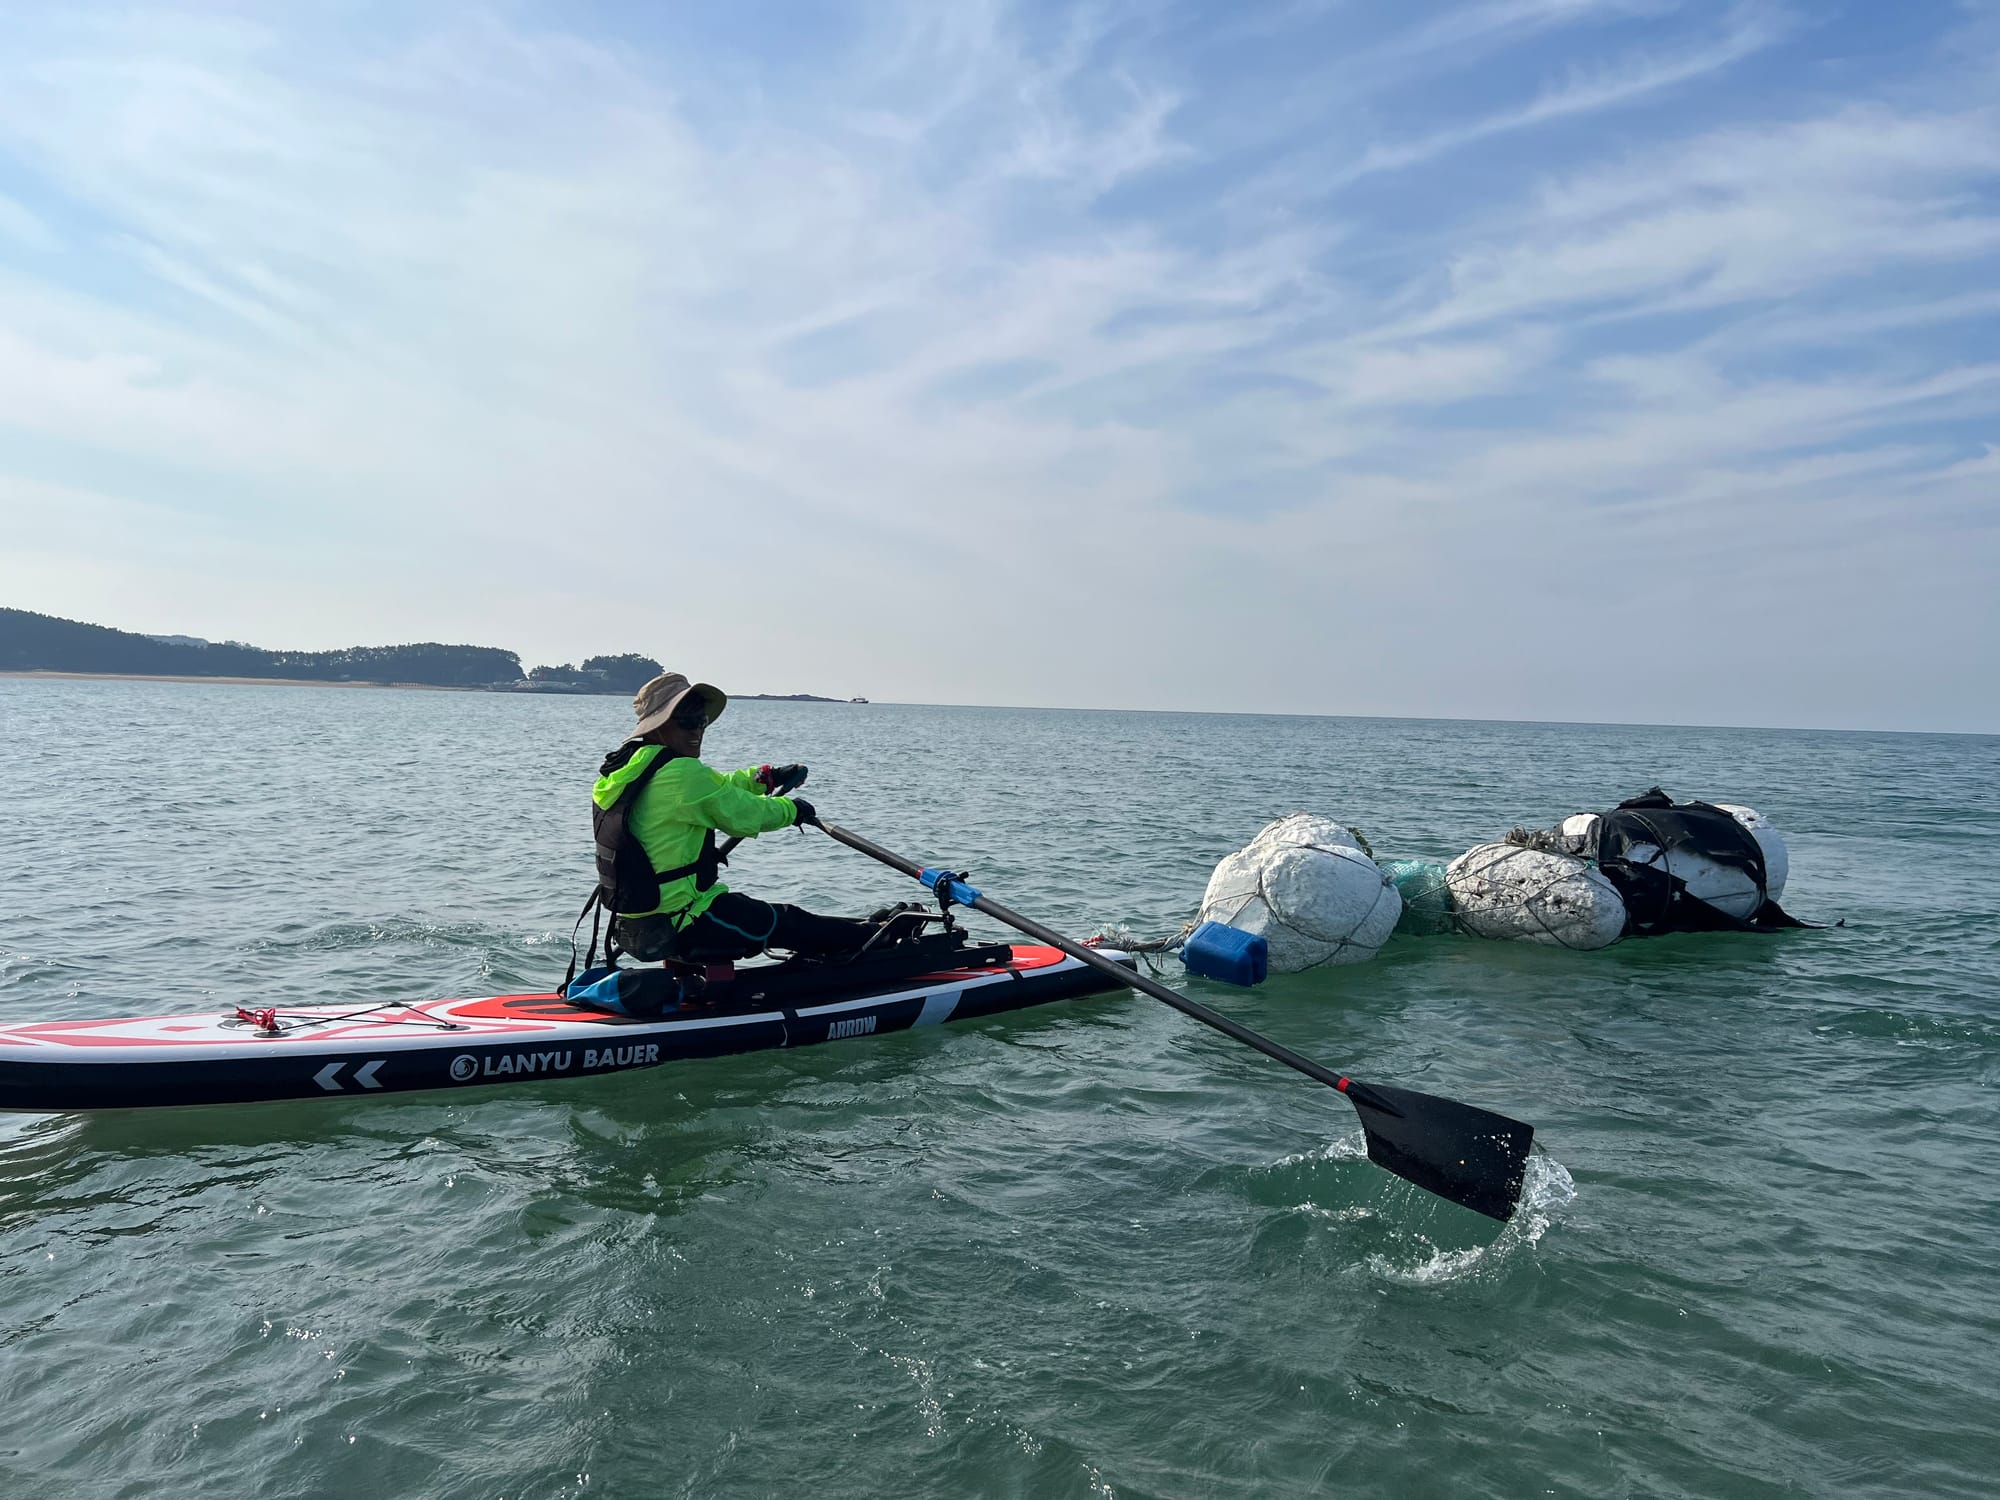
left=3, top=668, right=1991, bottom=739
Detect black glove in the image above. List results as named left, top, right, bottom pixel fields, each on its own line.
left=758, top=763, right=809, bottom=796
left=787, top=796, right=818, bottom=826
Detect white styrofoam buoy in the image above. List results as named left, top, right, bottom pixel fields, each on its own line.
left=1714, top=803, right=1788, bottom=904
left=1199, top=814, right=1402, bottom=973
left=1247, top=811, right=1362, bottom=856
left=1445, top=843, right=1627, bottom=950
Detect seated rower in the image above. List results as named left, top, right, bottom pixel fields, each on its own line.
left=592, top=672, right=880, bottom=963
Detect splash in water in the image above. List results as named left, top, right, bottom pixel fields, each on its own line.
left=1363, top=1149, right=1577, bottom=1286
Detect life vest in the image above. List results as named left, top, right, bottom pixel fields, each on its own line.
left=591, top=743, right=721, bottom=919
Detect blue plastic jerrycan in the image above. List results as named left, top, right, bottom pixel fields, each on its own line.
left=1180, top=921, right=1269, bottom=987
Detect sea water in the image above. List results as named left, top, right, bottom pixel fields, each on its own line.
left=2, top=681, right=1996, bottom=1499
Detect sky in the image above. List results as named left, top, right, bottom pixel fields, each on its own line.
left=0, top=1, right=1995, bottom=732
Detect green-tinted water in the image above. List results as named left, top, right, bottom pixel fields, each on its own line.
left=3, top=682, right=1996, bottom=1498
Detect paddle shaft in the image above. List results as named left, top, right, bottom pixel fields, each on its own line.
left=810, top=815, right=1535, bottom=1221
left=816, top=819, right=1380, bottom=1107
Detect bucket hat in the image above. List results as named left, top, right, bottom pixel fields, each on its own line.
left=632, top=672, right=727, bottom=736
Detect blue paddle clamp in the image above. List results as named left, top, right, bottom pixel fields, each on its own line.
left=919, top=867, right=982, bottom=923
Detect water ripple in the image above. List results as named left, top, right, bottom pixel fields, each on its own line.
left=3, top=683, right=1998, bottom=1498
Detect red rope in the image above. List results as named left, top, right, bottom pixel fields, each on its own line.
left=235, top=1006, right=280, bottom=1033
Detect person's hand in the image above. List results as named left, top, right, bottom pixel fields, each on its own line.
left=758, top=763, right=809, bottom=795
left=787, top=796, right=818, bottom=826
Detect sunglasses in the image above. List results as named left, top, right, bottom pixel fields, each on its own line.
left=670, top=703, right=710, bottom=730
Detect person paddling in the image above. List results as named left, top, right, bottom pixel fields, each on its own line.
left=592, top=672, right=880, bottom=963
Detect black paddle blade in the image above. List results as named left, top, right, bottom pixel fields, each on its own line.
left=1339, top=1078, right=1535, bottom=1222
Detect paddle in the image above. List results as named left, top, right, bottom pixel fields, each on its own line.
left=812, top=816, right=1536, bottom=1222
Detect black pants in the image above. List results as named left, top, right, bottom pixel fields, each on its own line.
left=616, top=892, right=876, bottom=963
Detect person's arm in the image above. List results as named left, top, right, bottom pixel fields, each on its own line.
left=722, top=764, right=809, bottom=795
left=694, top=772, right=800, bottom=837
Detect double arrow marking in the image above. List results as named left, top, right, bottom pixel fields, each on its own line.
left=313, top=1060, right=386, bottom=1092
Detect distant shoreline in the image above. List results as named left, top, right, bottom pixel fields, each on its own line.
left=0, top=672, right=868, bottom=701
left=0, top=670, right=469, bottom=691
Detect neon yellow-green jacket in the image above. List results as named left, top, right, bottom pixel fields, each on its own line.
left=592, top=745, right=800, bottom=922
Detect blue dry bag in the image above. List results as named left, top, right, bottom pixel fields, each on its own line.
left=561, top=965, right=685, bottom=1018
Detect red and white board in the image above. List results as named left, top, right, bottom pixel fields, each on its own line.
left=0, top=946, right=1129, bottom=1112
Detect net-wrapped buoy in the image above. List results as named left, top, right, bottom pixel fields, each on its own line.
left=1380, top=859, right=1453, bottom=936
left=1198, top=814, right=1402, bottom=972
left=1596, top=791, right=1787, bottom=929
left=1445, top=843, right=1626, bottom=950
left=1714, top=803, right=1788, bottom=904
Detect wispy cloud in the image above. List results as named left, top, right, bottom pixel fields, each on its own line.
left=0, top=0, right=1993, bottom=728
left=1341, top=5, right=1785, bottom=181
left=1391, top=106, right=2000, bottom=336
left=1358, top=0, right=1673, bottom=72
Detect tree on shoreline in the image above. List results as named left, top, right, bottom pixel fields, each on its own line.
left=580, top=654, right=663, bottom=692
left=2, top=607, right=523, bottom=687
